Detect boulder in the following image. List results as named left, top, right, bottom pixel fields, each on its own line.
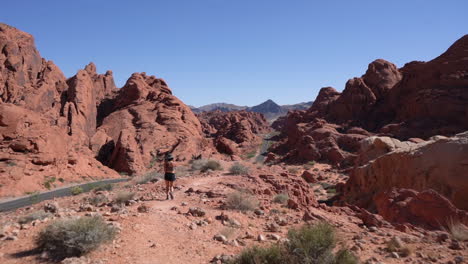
left=343, top=132, right=468, bottom=210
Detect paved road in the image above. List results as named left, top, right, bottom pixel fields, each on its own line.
left=0, top=178, right=128, bottom=212
left=255, top=131, right=278, bottom=163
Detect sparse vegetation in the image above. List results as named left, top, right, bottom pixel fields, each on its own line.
left=446, top=219, right=468, bottom=241
left=287, top=167, right=300, bottom=174
left=303, top=161, right=316, bottom=170
left=114, top=190, right=135, bottom=204
left=18, top=211, right=52, bottom=224
left=225, top=190, right=258, bottom=211
left=230, top=222, right=358, bottom=264
left=87, top=194, right=109, bottom=206
left=43, top=176, right=56, bottom=190
left=229, top=162, right=249, bottom=175
left=191, top=159, right=223, bottom=172
left=219, top=227, right=237, bottom=240
left=36, top=216, right=116, bottom=259
left=243, top=151, right=257, bottom=159
left=386, top=237, right=414, bottom=257
left=135, top=171, right=162, bottom=184
left=93, top=183, right=113, bottom=192
left=273, top=193, right=289, bottom=205
left=70, top=186, right=84, bottom=195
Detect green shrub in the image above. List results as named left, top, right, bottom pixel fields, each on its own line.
left=229, top=163, right=249, bottom=175
left=230, top=222, right=358, bottom=264
left=114, top=191, right=135, bottom=204
left=225, top=191, right=258, bottom=211
left=273, top=193, right=289, bottom=205
left=286, top=222, right=336, bottom=263
left=70, top=186, right=84, bottom=195
left=18, top=211, right=52, bottom=224
left=334, top=249, right=359, bottom=264
left=231, top=223, right=353, bottom=264
left=135, top=171, right=162, bottom=184
left=230, top=245, right=285, bottom=264
left=36, top=216, right=116, bottom=259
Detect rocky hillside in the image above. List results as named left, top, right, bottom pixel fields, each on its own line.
left=197, top=110, right=270, bottom=156
left=0, top=24, right=217, bottom=197
left=271, top=35, right=468, bottom=166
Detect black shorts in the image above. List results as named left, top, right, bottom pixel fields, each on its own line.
left=164, top=172, right=176, bottom=182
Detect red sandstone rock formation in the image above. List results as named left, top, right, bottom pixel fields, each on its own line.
left=197, top=110, right=270, bottom=155
left=341, top=132, right=468, bottom=211
left=272, top=35, right=468, bottom=165
left=94, top=73, right=212, bottom=174
left=0, top=24, right=217, bottom=195
left=374, top=188, right=468, bottom=230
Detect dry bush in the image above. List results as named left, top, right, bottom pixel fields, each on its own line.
left=135, top=171, right=162, bottom=184
left=230, top=222, right=358, bottom=264
left=114, top=191, right=135, bottom=204
left=225, top=191, right=258, bottom=211
left=18, top=211, right=52, bottom=224
left=273, top=193, right=289, bottom=205
left=36, top=216, right=116, bottom=259
left=446, top=219, right=468, bottom=241
left=229, top=163, right=249, bottom=175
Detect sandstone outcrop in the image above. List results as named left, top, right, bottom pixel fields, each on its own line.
left=0, top=24, right=217, bottom=195
left=272, top=35, right=468, bottom=165
left=341, top=132, right=468, bottom=211
left=0, top=104, right=119, bottom=197
left=197, top=110, right=270, bottom=155
left=374, top=188, right=468, bottom=229
left=94, top=73, right=212, bottom=174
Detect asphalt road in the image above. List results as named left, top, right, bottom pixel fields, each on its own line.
left=0, top=178, right=128, bottom=212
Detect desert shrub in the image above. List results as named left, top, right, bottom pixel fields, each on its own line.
left=244, top=151, right=257, bottom=159
left=334, top=249, right=359, bottom=264
left=230, top=222, right=358, bottom=264
left=446, top=219, right=468, bottom=241
left=190, top=159, right=206, bottom=171
left=286, top=222, right=336, bottom=263
left=70, top=186, right=84, bottom=195
left=202, top=160, right=222, bottom=172
left=230, top=245, right=285, bottom=264
left=87, top=194, right=109, bottom=206
left=191, top=159, right=223, bottom=172
left=18, top=211, right=52, bottom=224
left=135, top=171, right=162, bottom=184
left=114, top=191, right=135, bottom=204
left=36, top=216, right=116, bottom=259
left=93, top=183, right=113, bottom=192
left=229, top=163, right=249, bottom=175
left=273, top=193, right=289, bottom=205
left=287, top=167, right=300, bottom=174
left=225, top=191, right=258, bottom=211
left=219, top=227, right=237, bottom=240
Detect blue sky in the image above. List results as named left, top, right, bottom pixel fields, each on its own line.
left=2, top=0, right=467, bottom=106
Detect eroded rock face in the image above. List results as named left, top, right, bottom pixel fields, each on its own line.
left=374, top=188, right=468, bottom=229
left=341, top=133, right=468, bottom=211
left=0, top=104, right=119, bottom=197
left=95, top=73, right=211, bottom=174
left=0, top=24, right=216, bottom=195
left=0, top=23, right=68, bottom=122
left=197, top=110, right=270, bottom=155
left=272, top=34, right=468, bottom=165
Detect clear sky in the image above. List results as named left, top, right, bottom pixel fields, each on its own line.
left=2, top=0, right=467, bottom=107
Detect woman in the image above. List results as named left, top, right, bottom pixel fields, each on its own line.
left=164, top=154, right=176, bottom=200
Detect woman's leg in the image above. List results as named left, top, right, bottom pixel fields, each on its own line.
left=169, top=181, right=175, bottom=199
left=165, top=180, right=170, bottom=199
